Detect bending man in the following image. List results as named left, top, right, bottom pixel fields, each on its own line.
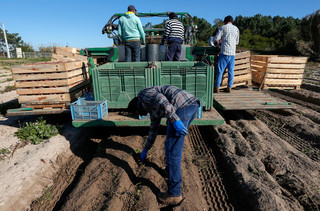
left=127, top=85, right=200, bottom=206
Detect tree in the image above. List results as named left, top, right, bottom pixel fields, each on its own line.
left=182, top=16, right=214, bottom=46
left=240, top=29, right=275, bottom=50
left=213, top=18, right=223, bottom=30
left=234, top=14, right=301, bottom=52
left=153, top=16, right=214, bottom=46
left=0, top=28, right=34, bottom=53
left=299, top=10, right=320, bottom=60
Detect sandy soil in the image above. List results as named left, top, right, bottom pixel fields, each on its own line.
left=0, top=67, right=89, bottom=210
left=0, top=114, right=89, bottom=211
left=0, top=65, right=319, bottom=211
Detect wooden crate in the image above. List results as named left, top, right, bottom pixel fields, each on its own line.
left=51, top=47, right=87, bottom=62
left=11, top=60, right=89, bottom=110
left=219, top=51, right=252, bottom=89
left=251, top=55, right=308, bottom=90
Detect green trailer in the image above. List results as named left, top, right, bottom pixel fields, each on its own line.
left=92, top=61, right=214, bottom=110
left=7, top=11, right=294, bottom=125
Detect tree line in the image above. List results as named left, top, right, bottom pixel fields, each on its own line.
left=191, top=10, right=320, bottom=61
left=0, top=28, right=34, bottom=53
left=0, top=27, right=58, bottom=54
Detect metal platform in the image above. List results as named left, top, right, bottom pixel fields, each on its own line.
left=72, top=108, right=224, bottom=127
left=6, top=108, right=69, bottom=116
left=213, top=89, right=294, bottom=110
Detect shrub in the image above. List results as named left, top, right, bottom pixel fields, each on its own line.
left=15, top=118, right=59, bottom=144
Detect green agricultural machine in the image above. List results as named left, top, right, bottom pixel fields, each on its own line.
left=70, top=11, right=293, bottom=127
left=7, top=12, right=294, bottom=125
left=73, top=12, right=226, bottom=127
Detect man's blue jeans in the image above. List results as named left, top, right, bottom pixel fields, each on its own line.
left=165, top=101, right=199, bottom=197
left=215, top=53, right=235, bottom=88
left=125, top=41, right=141, bottom=62
left=166, top=42, right=182, bottom=61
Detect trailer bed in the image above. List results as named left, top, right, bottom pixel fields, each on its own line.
left=72, top=108, right=225, bottom=127
left=213, top=89, right=294, bottom=110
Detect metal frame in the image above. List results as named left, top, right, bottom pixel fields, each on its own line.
left=102, top=12, right=196, bottom=45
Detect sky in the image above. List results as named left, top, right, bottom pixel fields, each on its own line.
left=1, top=0, right=319, bottom=50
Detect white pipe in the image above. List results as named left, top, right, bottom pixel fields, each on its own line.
left=1, top=23, right=10, bottom=59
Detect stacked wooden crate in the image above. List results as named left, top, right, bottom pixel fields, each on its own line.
left=251, top=55, right=308, bottom=90
left=51, top=47, right=87, bottom=62
left=11, top=49, right=89, bottom=111
left=219, top=51, right=252, bottom=89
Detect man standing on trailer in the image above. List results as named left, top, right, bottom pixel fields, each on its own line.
left=160, top=12, right=185, bottom=61
left=118, top=5, right=145, bottom=62
left=212, top=15, right=239, bottom=93
left=127, top=85, right=200, bottom=206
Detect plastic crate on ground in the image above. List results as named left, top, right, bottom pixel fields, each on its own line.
left=71, top=98, right=108, bottom=120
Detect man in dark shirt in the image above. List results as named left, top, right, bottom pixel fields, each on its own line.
left=128, top=85, right=200, bottom=205
left=160, top=12, right=185, bottom=61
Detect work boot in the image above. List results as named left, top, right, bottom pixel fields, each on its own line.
left=226, top=87, right=232, bottom=93
left=214, top=87, right=219, bottom=93
left=157, top=192, right=184, bottom=206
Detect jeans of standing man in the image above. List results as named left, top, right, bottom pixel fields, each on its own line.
left=165, top=101, right=199, bottom=197
left=125, top=41, right=141, bottom=62
left=214, top=53, right=236, bottom=88
left=166, top=38, right=182, bottom=61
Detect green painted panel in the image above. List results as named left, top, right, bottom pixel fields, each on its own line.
left=156, top=63, right=214, bottom=110
left=92, top=62, right=153, bottom=108
left=92, top=61, right=214, bottom=110
left=72, top=118, right=224, bottom=127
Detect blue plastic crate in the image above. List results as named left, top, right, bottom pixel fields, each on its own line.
left=71, top=98, right=108, bottom=120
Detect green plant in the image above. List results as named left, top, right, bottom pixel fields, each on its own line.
left=0, top=147, right=11, bottom=160
left=14, top=118, right=59, bottom=144
left=0, top=85, right=16, bottom=94
left=0, top=77, right=13, bottom=83
left=0, top=147, right=11, bottom=154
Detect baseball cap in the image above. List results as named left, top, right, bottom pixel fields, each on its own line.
left=128, top=5, right=136, bottom=11
left=169, top=12, right=177, bottom=19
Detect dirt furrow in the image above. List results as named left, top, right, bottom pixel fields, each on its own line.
left=22, top=83, right=320, bottom=211
left=30, top=127, right=219, bottom=210
left=265, top=88, right=320, bottom=112
left=218, top=108, right=320, bottom=210
left=249, top=108, right=320, bottom=162
left=271, top=127, right=320, bottom=162
left=29, top=136, right=100, bottom=211
left=189, top=126, right=233, bottom=211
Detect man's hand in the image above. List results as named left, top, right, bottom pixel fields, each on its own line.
left=173, top=120, right=188, bottom=136
left=140, top=149, right=148, bottom=162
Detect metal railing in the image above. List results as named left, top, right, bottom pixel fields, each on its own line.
left=0, top=52, right=52, bottom=58
left=22, top=52, right=52, bottom=58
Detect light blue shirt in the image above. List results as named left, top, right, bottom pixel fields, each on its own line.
left=118, top=12, right=145, bottom=43
left=212, top=23, right=239, bottom=56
